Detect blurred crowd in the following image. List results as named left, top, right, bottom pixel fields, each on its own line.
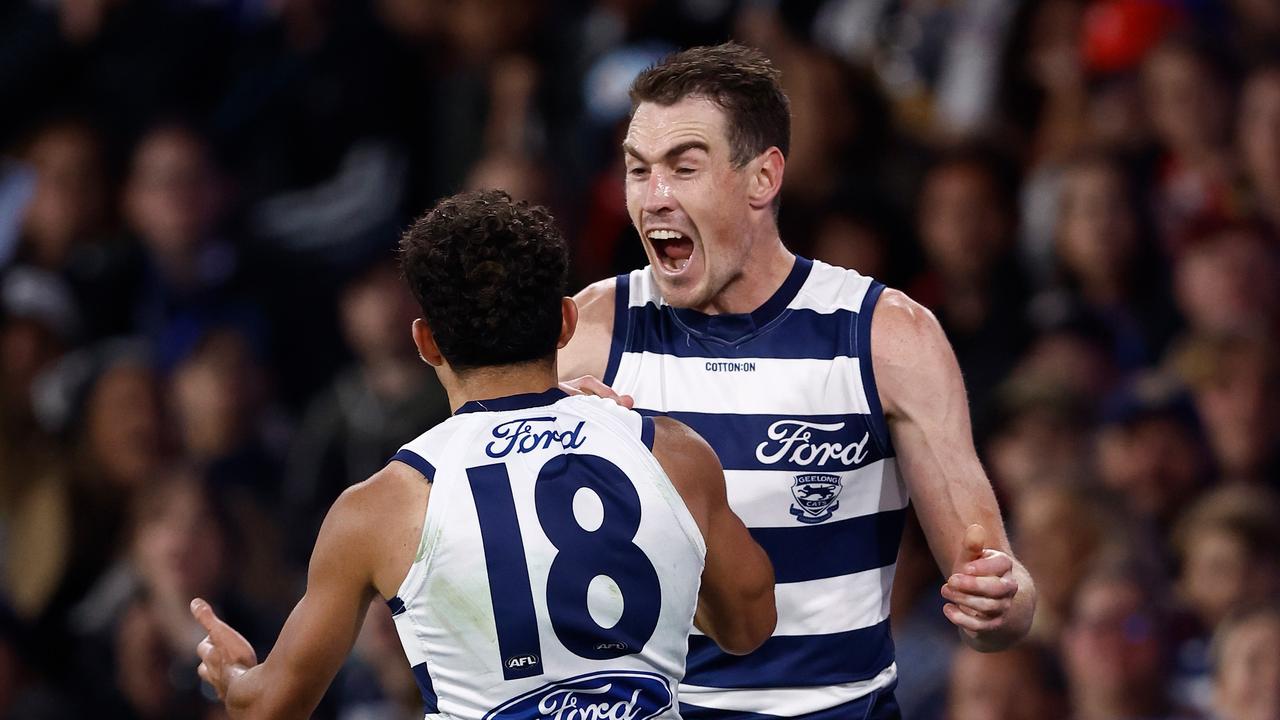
left=1, top=0, right=1279, bottom=718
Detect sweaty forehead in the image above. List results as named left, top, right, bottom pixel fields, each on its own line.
left=625, top=97, right=730, bottom=155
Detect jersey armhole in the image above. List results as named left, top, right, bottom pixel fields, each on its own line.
left=389, top=449, right=436, bottom=482
left=854, top=281, right=895, bottom=458
left=602, top=273, right=631, bottom=386
left=640, top=415, right=656, bottom=450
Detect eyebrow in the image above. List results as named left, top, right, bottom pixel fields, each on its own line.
left=623, top=140, right=711, bottom=164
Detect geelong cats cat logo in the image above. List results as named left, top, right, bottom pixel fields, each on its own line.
left=789, top=473, right=844, bottom=524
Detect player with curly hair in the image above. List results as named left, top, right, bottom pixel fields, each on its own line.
left=189, top=190, right=775, bottom=720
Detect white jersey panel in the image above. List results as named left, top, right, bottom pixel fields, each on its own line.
left=387, top=392, right=705, bottom=720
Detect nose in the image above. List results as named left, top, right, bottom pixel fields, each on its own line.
left=642, top=169, right=676, bottom=215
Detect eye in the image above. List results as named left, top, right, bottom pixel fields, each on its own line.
left=676, top=167, right=696, bottom=176
left=627, top=166, right=649, bottom=179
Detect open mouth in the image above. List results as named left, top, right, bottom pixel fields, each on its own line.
left=647, top=229, right=694, bottom=273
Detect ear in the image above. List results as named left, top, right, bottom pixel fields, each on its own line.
left=557, top=297, right=579, bottom=350
left=411, top=318, right=445, bottom=367
left=746, top=147, right=785, bottom=211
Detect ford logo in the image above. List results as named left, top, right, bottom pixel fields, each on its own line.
left=484, top=670, right=672, bottom=720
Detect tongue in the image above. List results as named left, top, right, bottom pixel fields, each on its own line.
left=661, top=237, right=694, bottom=261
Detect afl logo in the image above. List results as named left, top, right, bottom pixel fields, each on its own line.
left=790, top=474, right=843, bottom=524
left=506, top=654, right=541, bottom=670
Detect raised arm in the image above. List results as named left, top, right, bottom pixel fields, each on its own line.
left=194, top=465, right=425, bottom=717
left=871, top=288, right=1036, bottom=652
left=558, top=277, right=617, bottom=383
left=650, top=417, right=776, bottom=654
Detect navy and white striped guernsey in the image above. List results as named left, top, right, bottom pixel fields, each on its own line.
left=605, top=257, right=908, bottom=718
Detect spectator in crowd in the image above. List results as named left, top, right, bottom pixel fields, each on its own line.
left=168, top=326, right=280, bottom=499
left=23, top=340, right=166, bottom=632
left=70, top=467, right=265, bottom=718
left=1173, top=221, right=1280, bottom=337
left=1142, top=34, right=1237, bottom=252
left=910, top=144, right=1032, bottom=413
left=10, top=119, right=108, bottom=274
left=1169, top=484, right=1280, bottom=714
left=1096, top=372, right=1210, bottom=533
left=1061, top=559, right=1185, bottom=720
left=1170, top=331, right=1280, bottom=484
left=283, top=260, right=449, bottom=563
left=1013, top=482, right=1134, bottom=643
left=1212, top=603, right=1280, bottom=720
left=1048, top=151, right=1180, bottom=368
left=122, top=123, right=249, bottom=352
left=983, top=380, right=1091, bottom=503
left=1173, top=484, right=1280, bottom=632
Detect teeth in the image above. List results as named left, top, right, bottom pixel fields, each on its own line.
left=676, top=259, right=688, bottom=271
left=647, top=229, right=684, bottom=240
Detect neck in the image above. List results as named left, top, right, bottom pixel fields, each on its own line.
left=696, top=236, right=795, bottom=315
left=439, top=360, right=560, bottom=413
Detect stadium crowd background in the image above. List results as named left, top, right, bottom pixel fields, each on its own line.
left=1, top=0, right=1279, bottom=718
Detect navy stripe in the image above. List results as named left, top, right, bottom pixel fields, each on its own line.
left=681, top=683, right=899, bottom=720
left=385, top=595, right=406, bottom=616
left=749, top=507, right=906, bottom=583
left=389, top=449, right=435, bottom=482
left=602, top=273, right=630, bottom=386
left=640, top=415, right=655, bottom=450
left=410, top=662, right=438, bottom=713
left=684, top=619, right=894, bottom=688
left=634, top=410, right=892, bottom=470
left=455, top=388, right=568, bottom=415
left=623, top=306, right=857, bottom=360
left=468, top=464, right=544, bottom=680
left=856, top=281, right=894, bottom=457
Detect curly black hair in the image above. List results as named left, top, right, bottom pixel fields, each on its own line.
left=398, top=190, right=569, bottom=371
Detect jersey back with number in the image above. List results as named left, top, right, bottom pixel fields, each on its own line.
left=384, top=389, right=706, bottom=720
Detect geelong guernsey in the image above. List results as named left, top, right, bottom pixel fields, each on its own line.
left=605, top=257, right=907, bottom=718
left=385, top=390, right=707, bottom=720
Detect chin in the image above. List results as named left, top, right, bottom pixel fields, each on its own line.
left=648, top=272, right=705, bottom=309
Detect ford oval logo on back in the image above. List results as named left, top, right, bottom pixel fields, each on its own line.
left=483, top=670, right=673, bottom=720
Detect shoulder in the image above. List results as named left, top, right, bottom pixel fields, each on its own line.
left=561, top=277, right=621, bottom=380
left=869, top=289, right=958, bottom=416
left=572, top=277, right=618, bottom=326
left=650, top=417, right=720, bottom=488
left=870, top=288, right=948, bottom=363
left=319, top=462, right=429, bottom=590
left=329, top=462, right=427, bottom=538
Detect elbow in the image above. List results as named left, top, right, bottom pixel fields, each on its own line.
left=716, top=581, right=777, bottom=656
left=720, top=603, right=776, bottom=656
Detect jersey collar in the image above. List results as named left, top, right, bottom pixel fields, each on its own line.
left=669, top=255, right=812, bottom=343
left=454, top=387, right=569, bottom=415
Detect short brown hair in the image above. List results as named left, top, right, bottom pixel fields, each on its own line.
left=630, top=42, right=791, bottom=167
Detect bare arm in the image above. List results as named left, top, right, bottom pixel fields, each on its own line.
left=650, top=417, right=776, bottom=654
left=195, top=466, right=425, bottom=717
left=872, top=289, right=1036, bottom=652
left=558, top=278, right=616, bottom=383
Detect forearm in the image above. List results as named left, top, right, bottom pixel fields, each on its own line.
left=961, top=559, right=1037, bottom=652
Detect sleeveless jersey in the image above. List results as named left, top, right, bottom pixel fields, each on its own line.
left=385, top=389, right=707, bottom=720
left=604, top=257, right=908, bottom=718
